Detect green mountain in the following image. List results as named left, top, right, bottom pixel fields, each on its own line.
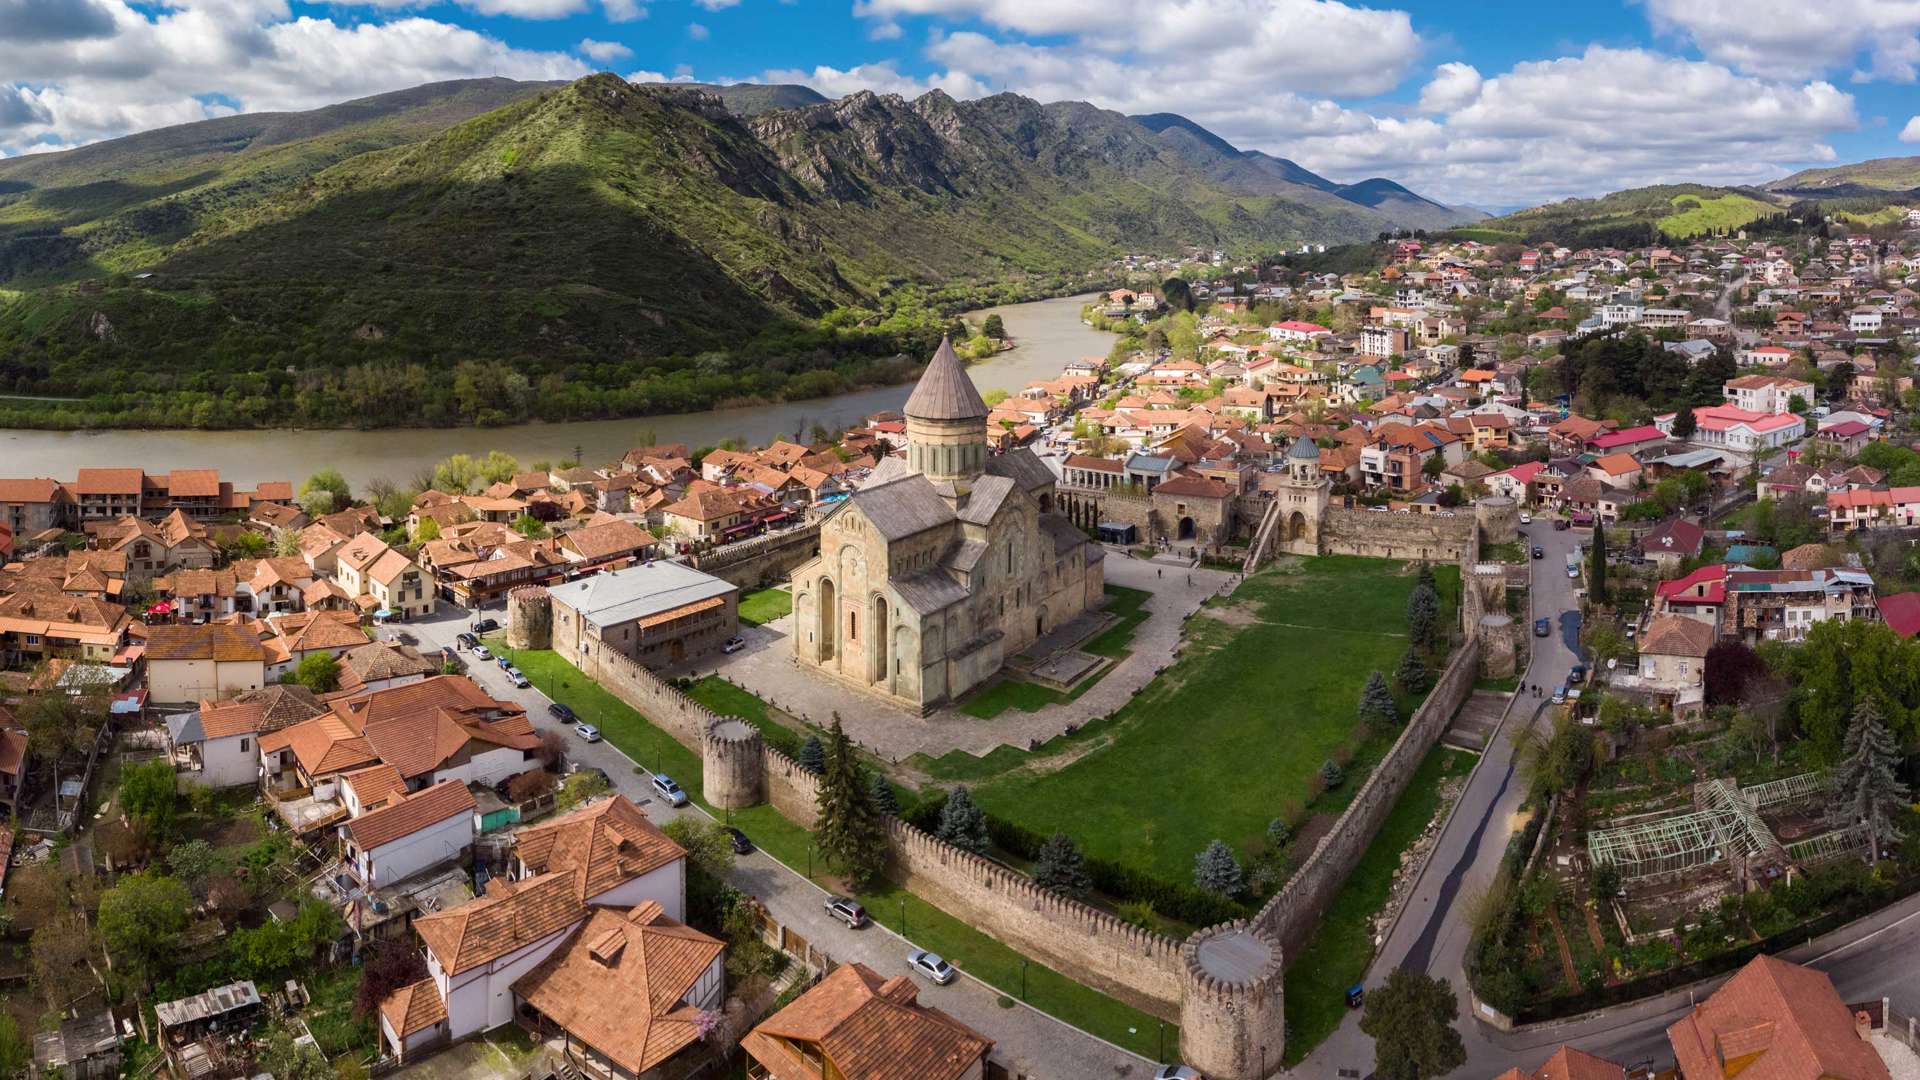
left=1767, top=156, right=1920, bottom=194
left=1451, top=183, right=1786, bottom=246
left=0, top=73, right=1477, bottom=428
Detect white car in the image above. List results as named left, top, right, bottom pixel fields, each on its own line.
left=1519, top=512, right=1532, bottom=525
left=722, top=636, right=747, bottom=654
left=1154, top=1068, right=1205, bottom=1080
left=471, top=644, right=493, bottom=661
left=506, top=666, right=530, bottom=689
left=651, top=773, right=689, bottom=807
left=907, top=949, right=956, bottom=985
left=574, top=723, right=602, bottom=742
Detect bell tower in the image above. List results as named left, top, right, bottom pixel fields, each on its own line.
left=904, top=337, right=991, bottom=486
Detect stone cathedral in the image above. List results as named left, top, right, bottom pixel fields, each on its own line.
left=790, top=338, right=1105, bottom=712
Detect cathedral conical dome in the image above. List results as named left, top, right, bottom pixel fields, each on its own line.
left=905, top=337, right=990, bottom=421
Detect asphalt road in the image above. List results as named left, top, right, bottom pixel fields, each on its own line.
left=390, top=602, right=1156, bottom=1080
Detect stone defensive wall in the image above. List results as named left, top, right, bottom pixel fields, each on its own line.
left=1319, top=506, right=1476, bottom=561
left=689, top=523, right=822, bottom=589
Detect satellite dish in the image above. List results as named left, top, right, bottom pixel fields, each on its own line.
left=1607, top=658, right=1618, bottom=670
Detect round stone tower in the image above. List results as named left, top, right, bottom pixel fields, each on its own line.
left=1479, top=613, right=1517, bottom=679
left=904, top=337, right=991, bottom=485
left=1179, top=922, right=1286, bottom=1080
left=506, top=586, right=552, bottom=651
left=1476, top=496, right=1519, bottom=546
left=702, top=718, right=765, bottom=809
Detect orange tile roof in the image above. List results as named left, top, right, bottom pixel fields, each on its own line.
left=510, top=903, right=724, bottom=1076
left=0, top=479, right=66, bottom=504
left=198, top=699, right=271, bottom=740
left=513, top=795, right=684, bottom=902
left=142, top=623, right=267, bottom=662
left=1667, top=955, right=1891, bottom=1080
left=414, top=872, right=585, bottom=976
left=340, top=763, right=408, bottom=812
left=73, top=468, right=143, bottom=495
left=637, top=594, right=726, bottom=630
left=344, top=779, right=475, bottom=850
left=261, top=713, right=378, bottom=776
left=165, top=469, right=222, bottom=498
left=743, top=962, right=991, bottom=1080
left=379, top=978, right=447, bottom=1040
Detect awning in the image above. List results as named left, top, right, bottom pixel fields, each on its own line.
left=638, top=594, right=726, bottom=630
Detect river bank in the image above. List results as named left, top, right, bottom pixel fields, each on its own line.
left=0, top=293, right=1116, bottom=489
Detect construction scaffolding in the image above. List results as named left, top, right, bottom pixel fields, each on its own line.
left=1741, top=772, right=1826, bottom=812
left=1784, top=825, right=1870, bottom=866
left=1588, top=773, right=1839, bottom=884
left=1587, top=808, right=1746, bottom=880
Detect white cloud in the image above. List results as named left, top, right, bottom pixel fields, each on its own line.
left=757, top=60, right=989, bottom=99
left=1901, top=116, right=1920, bottom=142
left=601, top=0, right=647, bottom=21
left=1416, top=62, right=1480, bottom=113
left=690, top=0, right=735, bottom=8
left=853, top=0, right=1423, bottom=96
left=0, top=0, right=587, bottom=155
left=686, top=20, right=708, bottom=38
left=577, top=37, right=631, bottom=61
left=1642, top=0, right=1920, bottom=81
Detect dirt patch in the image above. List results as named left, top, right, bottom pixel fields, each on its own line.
left=1198, top=604, right=1263, bottom=627
left=1291, top=811, right=1338, bottom=856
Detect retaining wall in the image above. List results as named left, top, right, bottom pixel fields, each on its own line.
left=884, top=817, right=1187, bottom=1019
left=1321, top=508, right=1475, bottom=561
left=690, top=523, right=822, bottom=589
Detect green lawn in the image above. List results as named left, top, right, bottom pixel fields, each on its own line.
left=1655, top=192, right=1776, bottom=238
left=484, top=639, right=1164, bottom=1051
left=737, top=587, right=793, bottom=627
left=970, top=557, right=1455, bottom=883
left=956, top=585, right=1149, bottom=718
left=1283, top=746, right=1472, bottom=1063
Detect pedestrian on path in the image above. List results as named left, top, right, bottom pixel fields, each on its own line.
left=1158, top=568, right=1162, bottom=578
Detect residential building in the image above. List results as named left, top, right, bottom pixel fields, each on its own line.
left=1491, top=1046, right=1624, bottom=1080
left=340, top=779, right=478, bottom=889
left=70, top=469, right=144, bottom=522
left=334, top=534, right=432, bottom=619
left=1723, top=567, right=1877, bottom=643
left=167, top=685, right=326, bottom=787
left=547, top=561, right=739, bottom=671
left=145, top=623, right=269, bottom=704
left=1659, top=406, right=1805, bottom=453
left=0, top=479, right=75, bottom=539
left=1620, top=615, right=1714, bottom=715
left=0, top=587, right=129, bottom=666
left=1724, top=374, right=1815, bottom=415
left=1668, top=954, right=1892, bottom=1080
left=1359, top=324, right=1410, bottom=357
left=743, top=962, right=993, bottom=1080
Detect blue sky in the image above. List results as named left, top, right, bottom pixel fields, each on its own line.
left=7, top=0, right=1920, bottom=208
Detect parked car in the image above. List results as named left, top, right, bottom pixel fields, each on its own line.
left=1155, top=1067, right=1205, bottom=1080
left=456, top=632, right=479, bottom=649
left=824, top=896, right=868, bottom=928
left=472, top=644, right=493, bottom=661
left=1534, top=618, right=1550, bottom=637
left=496, top=655, right=513, bottom=671
left=1566, top=564, right=1581, bottom=579
left=722, top=636, right=747, bottom=654
left=725, top=827, right=753, bottom=855
left=1532, top=546, right=1544, bottom=559
left=506, top=667, right=530, bottom=689
left=907, top=949, right=956, bottom=985
left=574, top=723, right=602, bottom=742
left=1624, top=624, right=1636, bottom=640
left=472, top=617, right=500, bottom=633
left=1518, top=512, right=1532, bottom=525
left=1552, top=686, right=1568, bottom=704
left=1569, top=664, right=1586, bottom=683
left=548, top=702, right=577, bottom=722
left=651, top=773, right=689, bottom=807
left=1553, top=518, right=1570, bottom=531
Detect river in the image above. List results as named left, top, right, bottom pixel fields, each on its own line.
left=0, top=293, right=1113, bottom=489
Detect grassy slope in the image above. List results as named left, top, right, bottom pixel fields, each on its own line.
left=1468, top=183, right=1782, bottom=243
left=1770, top=156, right=1920, bottom=192
left=1655, top=192, right=1777, bottom=237
left=971, top=557, right=1448, bottom=882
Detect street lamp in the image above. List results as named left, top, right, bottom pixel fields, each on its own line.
left=1021, top=959, right=1030, bottom=1002
left=900, top=897, right=908, bottom=937
left=1157, top=1021, right=1165, bottom=1062
left=806, top=843, right=813, bottom=878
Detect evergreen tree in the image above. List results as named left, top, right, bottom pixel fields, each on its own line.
left=814, top=718, right=887, bottom=888
left=982, top=314, right=1007, bottom=340
left=797, top=734, right=826, bottom=774
left=1193, top=840, right=1244, bottom=898
left=1828, top=699, right=1910, bottom=867
left=1032, top=832, right=1091, bottom=895
left=1394, top=647, right=1430, bottom=694
left=1360, top=968, right=1467, bottom=1080
left=1416, top=563, right=1437, bottom=593
left=1590, top=523, right=1609, bottom=605
left=1320, top=760, right=1345, bottom=789
left=1671, top=406, right=1698, bottom=440
left=1359, top=670, right=1398, bottom=726
left=1266, top=817, right=1291, bottom=847
left=867, top=772, right=900, bottom=816
left=936, top=786, right=990, bottom=854
left=1407, top=582, right=1441, bottom=650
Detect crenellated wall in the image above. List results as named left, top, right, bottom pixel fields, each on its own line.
left=763, top=746, right=823, bottom=830
left=1320, top=508, right=1476, bottom=561
left=689, top=523, right=822, bottom=589
left=884, top=817, right=1187, bottom=1019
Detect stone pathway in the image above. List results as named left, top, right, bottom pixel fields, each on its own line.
left=687, top=555, right=1237, bottom=762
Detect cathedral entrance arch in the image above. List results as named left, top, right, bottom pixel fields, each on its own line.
left=1178, top=516, right=1196, bottom=541
left=1287, top=511, right=1308, bottom=542
left=818, top=578, right=837, bottom=664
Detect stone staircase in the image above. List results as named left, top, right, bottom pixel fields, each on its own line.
left=1243, top=499, right=1283, bottom=575
left=1442, top=690, right=1512, bottom=752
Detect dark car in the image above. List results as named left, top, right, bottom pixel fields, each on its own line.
left=1532, top=546, right=1544, bottom=559
left=548, top=702, right=577, bottom=723
left=496, top=655, right=513, bottom=671
left=472, top=617, right=500, bottom=633
left=456, top=632, right=479, bottom=649
left=1534, top=617, right=1550, bottom=637
left=726, top=827, right=753, bottom=855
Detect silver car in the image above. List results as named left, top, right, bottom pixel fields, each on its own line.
left=907, top=949, right=956, bottom=985
left=1154, top=1068, right=1205, bottom=1080
left=650, top=773, right=689, bottom=807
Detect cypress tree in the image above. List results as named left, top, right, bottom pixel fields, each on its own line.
left=936, top=786, right=990, bottom=854
left=815, top=718, right=887, bottom=888
left=1033, top=832, right=1091, bottom=895
left=1193, top=840, right=1244, bottom=898
left=1828, top=699, right=1910, bottom=867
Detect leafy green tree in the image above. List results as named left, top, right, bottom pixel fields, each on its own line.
left=301, top=468, right=352, bottom=509
left=1162, top=276, right=1194, bottom=312
left=230, top=900, right=343, bottom=982
left=798, top=734, right=826, bottom=774
left=1193, top=840, right=1244, bottom=898
left=1828, top=699, right=1911, bottom=868
left=1359, top=670, right=1398, bottom=727
left=218, top=530, right=270, bottom=561
left=120, top=758, right=179, bottom=837
left=287, top=652, right=340, bottom=694
left=556, top=769, right=609, bottom=810
left=1671, top=405, right=1698, bottom=441
left=431, top=454, right=482, bottom=494
left=167, top=839, right=220, bottom=893
left=1360, top=967, right=1467, bottom=1080
left=936, top=786, right=990, bottom=854
left=815, top=718, right=887, bottom=888
left=1394, top=647, right=1430, bottom=694
left=1032, top=832, right=1091, bottom=895
left=412, top=516, right=441, bottom=543
left=982, top=314, right=1007, bottom=340
left=97, top=872, right=192, bottom=988
left=257, top=1023, right=332, bottom=1080
left=1589, top=522, right=1609, bottom=604
left=272, top=526, right=302, bottom=558
left=478, top=449, right=521, bottom=485
left=298, top=488, right=338, bottom=517
left=867, top=772, right=900, bottom=816
left=511, top=514, right=549, bottom=539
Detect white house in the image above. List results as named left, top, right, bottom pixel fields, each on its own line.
left=508, top=795, right=687, bottom=915
left=340, top=780, right=477, bottom=889
left=1266, top=320, right=1332, bottom=344
left=1723, top=374, right=1814, bottom=415
left=1849, top=307, right=1885, bottom=333
left=1657, top=405, right=1805, bottom=453
left=168, top=686, right=326, bottom=788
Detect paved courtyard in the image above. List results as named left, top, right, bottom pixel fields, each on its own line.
left=679, top=553, right=1237, bottom=761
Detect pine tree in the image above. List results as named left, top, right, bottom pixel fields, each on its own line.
left=814, top=718, right=887, bottom=888
left=1266, top=818, right=1291, bottom=847
left=1671, top=406, right=1698, bottom=441
left=1407, top=583, right=1440, bottom=651
left=1033, top=832, right=1091, bottom=895
left=936, top=786, right=990, bottom=854
left=1359, top=670, right=1398, bottom=726
left=797, top=734, right=825, bottom=774
left=1828, top=699, right=1910, bottom=867
left=1590, top=523, right=1609, bottom=605
left=867, top=772, right=899, bottom=816
left=1394, top=647, right=1430, bottom=694
left=1320, top=760, right=1345, bottom=789
left=1416, top=563, right=1437, bottom=593
left=1193, top=840, right=1244, bottom=898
